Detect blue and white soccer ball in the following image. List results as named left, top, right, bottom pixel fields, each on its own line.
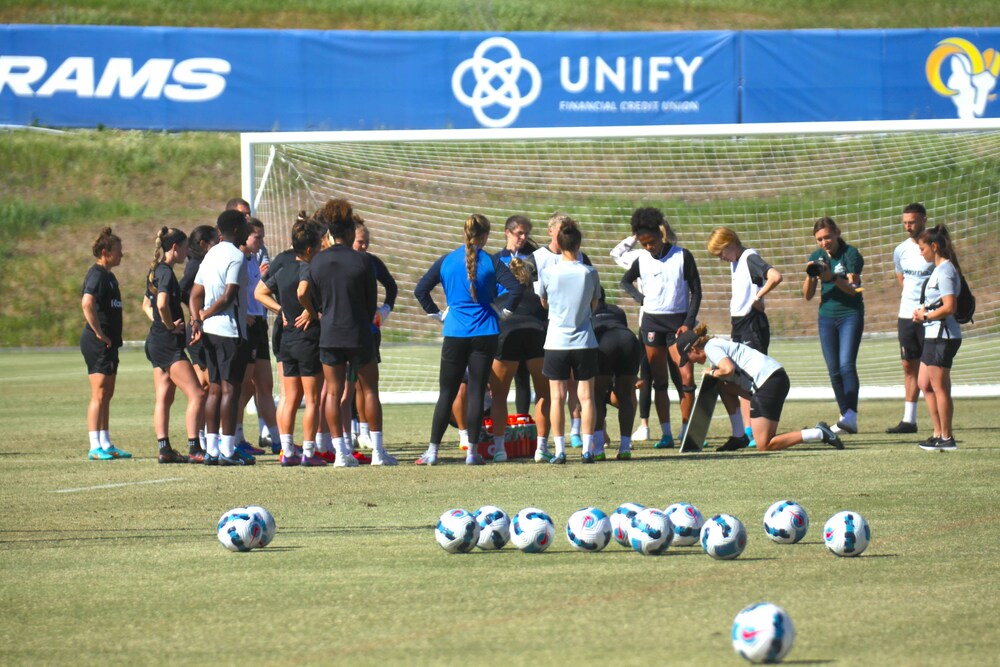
left=473, top=505, right=511, bottom=550
left=628, top=507, right=673, bottom=556
left=823, top=511, right=870, bottom=557
left=763, top=500, right=809, bottom=545
left=509, top=507, right=555, bottom=553
left=610, top=502, right=645, bottom=547
left=435, top=509, right=480, bottom=554
left=664, top=502, right=705, bottom=546
left=244, top=505, right=276, bottom=547
left=732, top=602, right=796, bottom=664
left=701, top=513, right=748, bottom=560
left=217, top=508, right=265, bottom=552
left=566, top=507, right=612, bottom=552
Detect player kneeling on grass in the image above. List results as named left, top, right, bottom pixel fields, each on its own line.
left=672, top=325, right=843, bottom=452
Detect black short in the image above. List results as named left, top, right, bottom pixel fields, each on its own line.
left=281, top=331, right=322, bottom=378
left=897, top=318, right=925, bottom=361
left=372, top=326, right=382, bottom=364
left=204, top=334, right=252, bottom=385
left=921, top=338, right=961, bottom=369
left=597, top=328, right=642, bottom=377
left=640, top=312, right=687, bottom=348
left=271, top=318, right=283, bottom=364
left=496, top=328, right=545, bottom=362
left=247, top=316, right=270, bottom=362
left=80, top=332, right=119, bottom=375
left=750, top=369, right=790, bottom=422
left=731, top=309, right=771, bottom=354
left=543, top=348, right=598, bottom=381
left=320, top=340, right=375, bottom=368
left=144, top=331, right=188, bottom=372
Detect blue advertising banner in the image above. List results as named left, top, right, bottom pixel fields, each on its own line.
left=742, top=28, right=1000, bottom=122
left=0, top=26, right=738, bottom=130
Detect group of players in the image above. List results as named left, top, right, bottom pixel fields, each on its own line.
left=79, top=199, right=965, bottom=465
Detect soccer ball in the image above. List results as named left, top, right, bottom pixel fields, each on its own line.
left=473, top=505, right=511, bottom=550
left=664, top=502, right=705, bottom=546
left=732, top=602, right=796, bottom=664
left=566, top=507, right=612, bottom=552
left=245, top=505, right=276, bottom=547
left=217, top=508, right=264, bottom=552
left=763, top=500, right=809, bottom=544
left=435, top=509, right=480, bottom=554
left=701, top=513, right=748, bottom=560
left=628, top=508, right=673, bottom=555
left=823, top=511, right=871, bottom=557
left=509, top=507, right=555, bottom=553
left=610, top=503, right=645, bottom=547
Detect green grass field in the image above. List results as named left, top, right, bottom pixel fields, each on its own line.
left=2, top=349, right=999, bottom=665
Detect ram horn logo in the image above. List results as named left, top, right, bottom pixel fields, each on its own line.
left=452, top=37, right=542, bottom=128
left=925, top=37, right=1000, bottom=119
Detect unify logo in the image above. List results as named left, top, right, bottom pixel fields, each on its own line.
left=452, top=37, right=541, bottom=128
left=0, top=56, right=230, bottom=101
left=926, top=38, right=999, bottom=119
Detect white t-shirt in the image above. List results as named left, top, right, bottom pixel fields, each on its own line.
left=893, top=238, right=933, bottom=318
left=922, top=260, right=962, bottom=340
left=195, top=241, right=247, bottom=338
left=705, top=338, right=783, bottom=394
left=539, top=260, right=600, bottom=350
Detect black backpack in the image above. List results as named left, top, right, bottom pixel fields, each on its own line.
left=921, top=273, right=975, bottom=325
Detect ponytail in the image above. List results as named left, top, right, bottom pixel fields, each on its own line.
left=918, top=224, right=962, bottom=274
left=92, top=226, right=121, bottom=259
left=464, top=213, right=491, bottom=301
left=147, top=226, right=187, bottom=293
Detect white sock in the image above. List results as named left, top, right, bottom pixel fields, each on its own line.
left=332, top=436, right=347, bottom=457
left=903, top=401, right=917, bottom=424
left=493, top=435, right=505, bottom=454
left=220, top=434, right=236, bottom=457
left=571, top=418, right=581, bottom=436
left=801, top=428, right=824, bottom=443
left=371, top=431, right=385, bottom=455
left=279, top=434, right=295, bottom=457
left=206, top=432, right=220, bottom=457
left=303, top=440, right=316, bottom=458
left=619, top=435, right=632, bottom=452
left=554, top=436, right=566, bottom=457
left=536, top=435, right=549, bottom=451
left=98, top=430, right=112, bottom=450
left=257, top=416, right=266, bottom=435
left=425, top=443, right=439, bottom=458
left=317, top=431, right=333, bottom=453
left=352, top=418, right=360, bottom=436
left=582, top=433, right=594, bottom=455
left=88, top=431, right=101, bottom=451
left=343, top=432, right=352, bottom=450
left=198, top=429, right=207, bottom=449
left=660, top=423, right=673, bottom=438
left=458, top=429, right=470, bottom=448
left=360, top=422, right=371, bottom=439
left=729, top=412, right=745, bottom=437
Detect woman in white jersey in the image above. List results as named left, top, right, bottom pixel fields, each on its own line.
left=912, top=224, right=963, bottom=452
left=672, top=325, right=843, bottom=452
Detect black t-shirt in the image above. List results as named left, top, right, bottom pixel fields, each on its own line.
left=369, top=253, right=398, bottom=310
left=81, top=264, right=123, bottom=347
left=310, top=245, right=377, bottom=349
left=147, top=263, right=183, bottom=335
left=593, top=302, right=630, bottom=338
left=264, top=249, right=297, bottom=305
left=263, top=259, right=319, bottom=338
left=178, top=257, right=200, bottom=307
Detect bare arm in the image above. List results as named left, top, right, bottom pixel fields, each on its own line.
left=802, top=273, right=817, bottom=300
left=156, top=291, right=183, bottom=333
left=81, top=294, right=110, bottom=346
left=254, top=280, right=282, bottom=315
left=755, top=267, right=783, bottom=303
left=295, top=280, right=318, bottom=329
left=140, top=295, right=155, bottom=323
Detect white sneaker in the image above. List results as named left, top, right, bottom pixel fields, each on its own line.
left=493, top=448, right=508, bottom=463
left=357, top=433, right=372, bottom=450
left=333, top=454, right=359, bottom=467
left=371, top=451, right=398, bottom=466
left=534, top=447, right=553, bottom=463
left=631, top=424, right=649, bottom=441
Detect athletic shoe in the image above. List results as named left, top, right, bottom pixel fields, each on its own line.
left=259, top=434, right=276, bottom=454
left=352, top=450, right=373, bottom=465
left=465, top=453, right=486, bottom=466
left=570, top=434, right=583, bottom=448
left=234, top=449, right=256, bottom=465
left=204, top=454, right=220, bottom=466
left=334, top=454, right=360, bottom=468
left=158, top=448, right=189, bottom=464
left=938, top=437, right=958, bottom=451
left=549, top=453, right=567, bottom=465
left=88, top=448, right=115, bottom=461
left=593, top=452, right=607, bottom=461
left=918, top=436, right=942, bottom=451
left=834, top=419, right=858, bottom=435
left=107, top=445, right=132, bottom=459
left=616, top=449, right=632, bottom=461
left=316, top=450, right=338, bottom=463
left=581, top=452, right=595, bottom=464
left=653, top=434, right=675, bottom=449
left=357, top=433, right=373, bottom=450
left=187, top=447, right=206, bottom=463
left=716, top=435, right=750, bottom=452
left=236, top=441, right=266, bottom=456
left=415, top=453, right=438, bottom=466
left=300, top=454, right=328, bottom=467
left=492, top=448, right=508, bottom=463
left=219, top=454, right=253, bottom=466
left=293, top=445, right=304, bottom=457
left=631, top=424, right=649, bottom=441
left=816, top=422, right=844, bottom=450
left=280, top=453, right=302, bottom=466
left=371, top=451, right=398, bottom=466
left=886, top=421, right=918, bottom=434
left=534, top=448, right=553, bottom=463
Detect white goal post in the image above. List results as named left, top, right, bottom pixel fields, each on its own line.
left=241, top=119, right=1000, bottom=401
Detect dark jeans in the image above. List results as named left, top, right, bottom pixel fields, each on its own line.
left=818, top=311, right=863, bottom=415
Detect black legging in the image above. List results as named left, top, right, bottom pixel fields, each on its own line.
left=430, top=335, right=498, bottom=446
left=514, top=361, right=532, bottom=414
left=637, top=352, right=683, bottom=420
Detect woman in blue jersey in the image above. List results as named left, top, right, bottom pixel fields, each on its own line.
left=912, top=225, right=963, bottom=451
left=414, top=214, right=524, bottom=466
left=673, top=324, right=843, bottom=452
left=803, top=217, right=864, bottom=435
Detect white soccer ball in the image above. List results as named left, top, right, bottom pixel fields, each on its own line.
left=763, top=500, right=809, bottom=545
left=610, top=502, right=645, bottom=547
left=701, top=513, right=748, bottom=560
left=435, top=509, right=480, bottom=554
left=473, top=505, right=511, bottom=550
left=566, top=507, right=612, bottom=552
left=664, top=502, right=705, bottom=546
left=732, top=602, right=796, bottom=663
left=217, top=508, right=264, bottom=552
left=245, top=505, right=276, bottom=547
left=509, top=507, right=555, bottom=553
left=823, top=511, right=871, bottom=557
left=628, top=507, right=673, bottom=556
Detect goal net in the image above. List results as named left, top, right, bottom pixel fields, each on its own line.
left=241, top=120, right=1000, bottom=401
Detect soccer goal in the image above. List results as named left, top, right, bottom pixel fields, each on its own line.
left=241, top=119, right=1000, bottom=401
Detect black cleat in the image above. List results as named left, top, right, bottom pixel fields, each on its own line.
left=886, top=421, right=918, bottom=434
left=716, top=435, right=750, bottom=452
left=816, top=422, right=844, bottom=450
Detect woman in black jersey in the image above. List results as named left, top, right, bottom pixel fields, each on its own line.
left=593, top=291, right=643, bottom=460
left=144, top=227, right=207, bottom=464
left=178, top=224, right=218, bottom=456
left=80, top=227, right=130, bottom=460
